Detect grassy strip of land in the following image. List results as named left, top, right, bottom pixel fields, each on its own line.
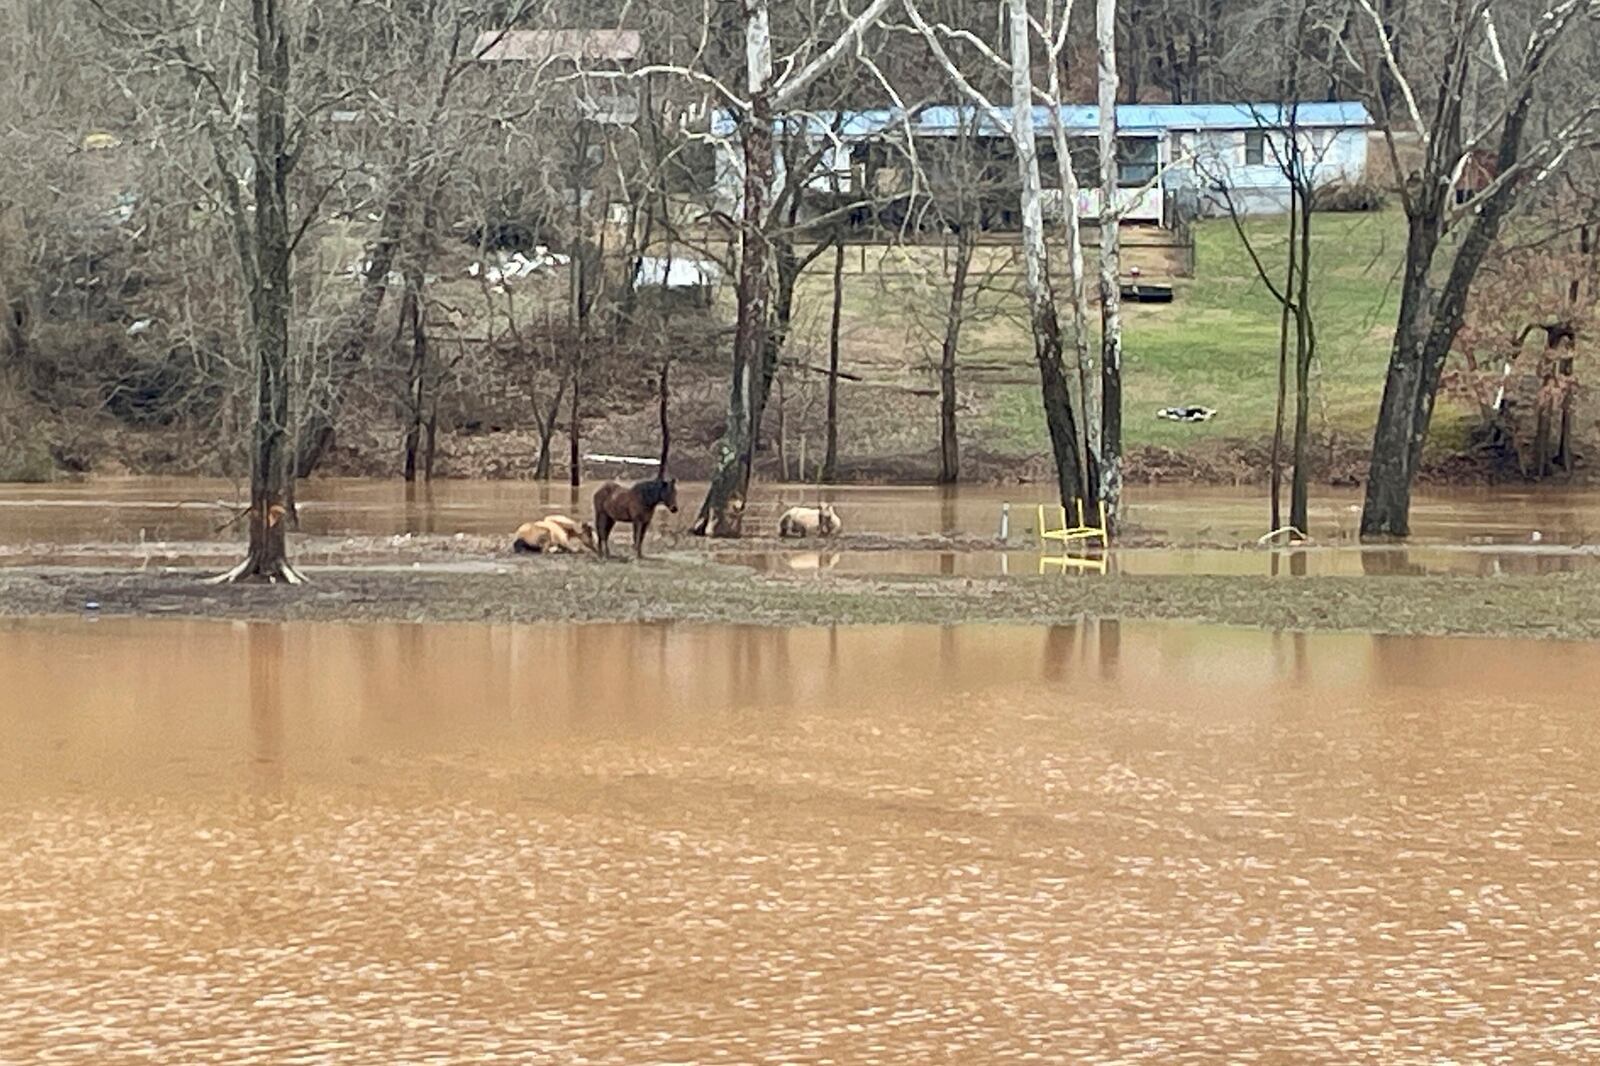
left=787, top=208, right=1465, bottom=459
left=2, top=562, right=1595, bottom=640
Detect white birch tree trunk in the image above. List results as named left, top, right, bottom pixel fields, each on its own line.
left=905, top=0, right=1088, bottom=507
left=1095, top=0, right=1124, bottom=525
left=694, top=0, right=893, bottom=535
left=1006, top=0, right=1086, bottom=507
left=1009, top=4, right=1049, bottom=334
left=1044, top=0, right=1098, bottom=499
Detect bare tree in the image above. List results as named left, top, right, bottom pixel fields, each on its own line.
left=823, top=235, right=848, bottom=482
left=691, top=0, right=897, bottom=536
left=1449, top=225, right=1598, bottom=476
left=88, top=0, right=338, bottom=580
left=1042, top=0, right=1101, bottom=493
left=1355, top=0, right=1600, bottom=537
left=1095, top=0, right=1124, bottom=524
left=937, top=194, right=976, bottom=484
left=906, top=0, right=1090, bottom=507
left=1200, top=1, right=1340, bottom=535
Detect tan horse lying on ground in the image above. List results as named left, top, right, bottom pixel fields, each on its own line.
left=512, top=514, right=597, bottom=554
left=593, top=477, right=678, bottom=559
left=778, top=503, right=842, bottom=538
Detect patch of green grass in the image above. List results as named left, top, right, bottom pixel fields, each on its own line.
left=787, top=209, right=1424, bottom=457
left=1071, top=210, right=1408, bottom=449
left=1124, top=209, right=1404, bottom=448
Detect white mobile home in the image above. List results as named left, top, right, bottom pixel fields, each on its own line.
left=708, top=101, right=1371, bottom=226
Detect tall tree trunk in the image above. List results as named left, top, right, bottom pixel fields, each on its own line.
left=401, top=270, right=426, bottom=483
left=1359, top=212, right=1438, bottom=536
left=658, top=353, right=673, bottom=472
left=533, top=375, right=567, bottom=480
left=1046, top=46, right=1099, bottom=501
left=219, top=0, right=299, bottom=583
left=1270, top=189, right=1296, bottom=533
left=776, top=375, right=788, bottom=479
left=824, top=237, right=846, bottom=483
left=753, top=237, right=799, bottom=461
left=1008, top=0, right=1085, bottom=508
left=937, top=224, right=973, bottom=484
left=1362, top=168, right=1520, bottom=533
left=693, top=19, right=773, bottom=536
left=1557, top=377, right=1574, bottom=475
left=566, top=120, right=591, bottom=491
left=424, top=401, right=438, bottom=482
left=689, top=0, right=887, bottom=531
left=1290, top=181, right=1314, bottom=533
left=1361, top=24, right=1551, bottom=537
left=568, top=355, right=582, bottom=487
left=1095, top=0, right=1124, bottom=527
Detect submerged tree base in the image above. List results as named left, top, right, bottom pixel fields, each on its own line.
left=208, top=555, right=307, bottom=585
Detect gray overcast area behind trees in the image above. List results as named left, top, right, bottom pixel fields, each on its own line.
left=0, top=0, right=1595, bottom=576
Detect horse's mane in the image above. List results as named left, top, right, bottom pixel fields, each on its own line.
left=637, top=478, right=670, bottom=507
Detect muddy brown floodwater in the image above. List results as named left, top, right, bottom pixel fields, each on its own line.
left=5, top=477, right=1600, bottom=547
left=3, top=617, right=1599, bottom=1063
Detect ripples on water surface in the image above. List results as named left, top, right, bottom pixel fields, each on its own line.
left=3, top=618, right=1599, bottom=1062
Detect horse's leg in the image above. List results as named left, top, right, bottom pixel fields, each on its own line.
left=634, top=517, right=650, bottom=559
left=596, top=511, right=612, bottom=559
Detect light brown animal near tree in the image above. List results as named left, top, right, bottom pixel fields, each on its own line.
left=512, top=514, right=597, bottom=554
left=593, top=477, right=679, bottom=559
left=778, top=504, right=842, bottom=538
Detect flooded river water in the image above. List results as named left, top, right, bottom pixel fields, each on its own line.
left=4, top=617, right=1598, bottom=1062
left=5, top=478, right=1600, bottom=577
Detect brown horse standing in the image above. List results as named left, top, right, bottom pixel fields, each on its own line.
left=593, top=477, right=678, bottom=559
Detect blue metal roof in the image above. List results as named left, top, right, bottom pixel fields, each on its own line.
left=1119, top=102, right=1372, bottom=130
left=711, top=101, right=1369, bottom=138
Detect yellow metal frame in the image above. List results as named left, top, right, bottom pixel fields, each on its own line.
left=1039, top=552, right=1108, bottom=575
left=1037, top=498, right=1110, bottom=575
left=1037, top=499, right=1109, bottom=549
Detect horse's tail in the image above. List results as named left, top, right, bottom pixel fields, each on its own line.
left=512, top=537, right=538, bottom=553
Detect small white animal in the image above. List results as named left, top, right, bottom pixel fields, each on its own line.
left=778, top=504, right=842, bottom=538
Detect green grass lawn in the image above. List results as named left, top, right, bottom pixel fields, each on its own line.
left=787, top=207, right=1465, bottom=456
left=1122, top=209, right=1405, bottom=447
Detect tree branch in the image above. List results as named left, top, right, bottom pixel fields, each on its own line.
left=1352, top=0, right=1429, bottom=145
left=774, top=0, right=898, bottom=110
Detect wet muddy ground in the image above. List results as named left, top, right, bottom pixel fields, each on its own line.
left=4, top=557, right=1600, bottom=639
left=3, top=478, right=1599, bottom=637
